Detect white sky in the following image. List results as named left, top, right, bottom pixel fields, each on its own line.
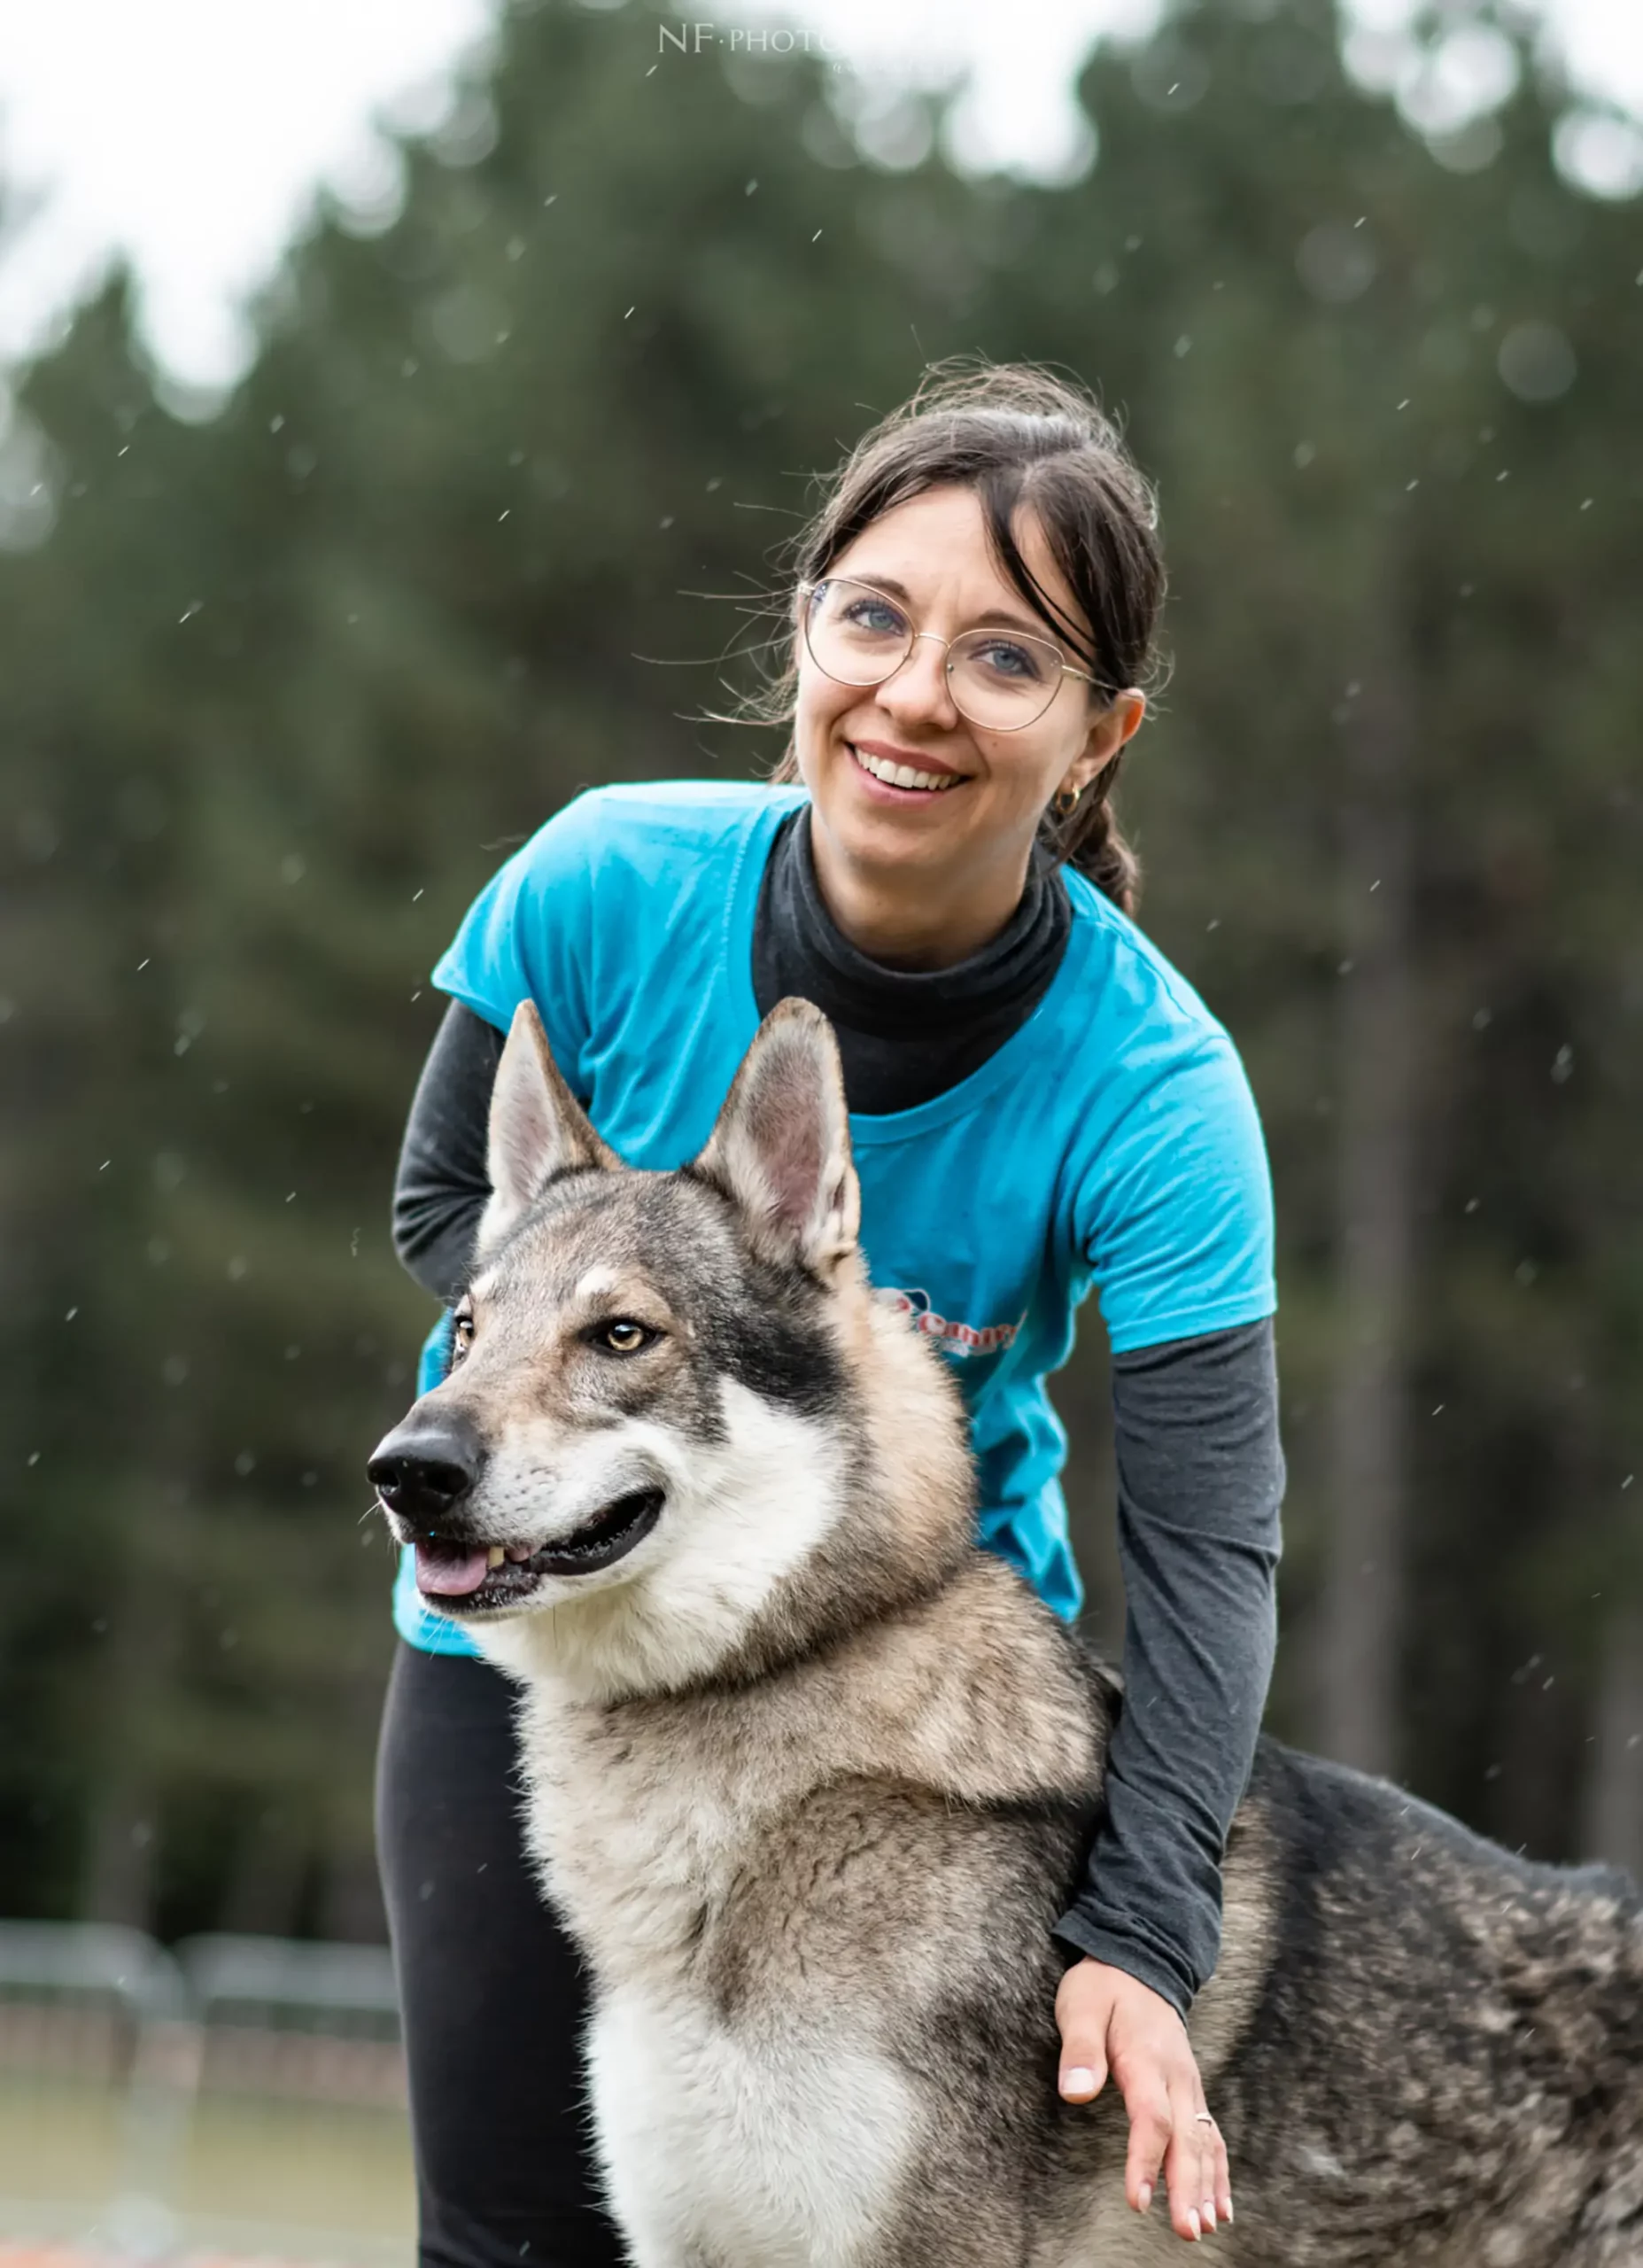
left=1, top=0, right=1639, bottom=392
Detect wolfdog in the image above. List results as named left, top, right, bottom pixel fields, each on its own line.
left=368, top=998, right=1643, bottom=2267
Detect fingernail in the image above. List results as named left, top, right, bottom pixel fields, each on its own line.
left=1137, top=2181, right=1152, bottom=2213
left=1188, top=2209, right=1202, bottom=2241
left=1202, top=2202, right=1217, bottom=2231
left=1061, top=2067, right=1097, bottom=2095
left=1223, top=2198, right=1235, bottom=2225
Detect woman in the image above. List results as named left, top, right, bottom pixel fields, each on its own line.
left=377, top=359, right=1284, bottom=2261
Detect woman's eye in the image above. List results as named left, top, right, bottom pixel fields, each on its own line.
left=843, top=599, right=906, bottom=636
left=977, top=639, right=1045, bottom=682
left=598, top=1319, right=655, bottom=1355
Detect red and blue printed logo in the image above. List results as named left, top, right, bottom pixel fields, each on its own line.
left=877, top=1286, right=1024, bottom=1360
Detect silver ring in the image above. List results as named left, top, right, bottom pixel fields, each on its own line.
left=1194, top=2112, right=1216, bottom=2126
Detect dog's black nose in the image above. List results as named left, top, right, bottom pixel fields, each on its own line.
left=368, top=1410, right=486, bottom=1524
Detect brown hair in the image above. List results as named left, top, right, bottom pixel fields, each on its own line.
left=728, top=356, right=1166, bottom=915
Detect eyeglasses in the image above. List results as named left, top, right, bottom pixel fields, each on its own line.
left=796, top=577, right=1103, bottom=732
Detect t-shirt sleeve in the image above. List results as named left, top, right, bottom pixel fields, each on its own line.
left=1074, top=1033, right=1276, bottom=1355
left=429, top=790, right=604, bottom=1088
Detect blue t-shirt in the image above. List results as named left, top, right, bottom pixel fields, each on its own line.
left=392, top=780, right=1275, bottom=1654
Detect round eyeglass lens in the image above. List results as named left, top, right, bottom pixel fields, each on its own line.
left=802, top=579, right=911, bottom=683
left=803, top=579, right=1065, bottom=729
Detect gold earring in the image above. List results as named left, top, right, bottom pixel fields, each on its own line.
left=1053, top=782, right=1083, bottom=819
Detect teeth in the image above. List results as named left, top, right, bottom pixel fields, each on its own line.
left=504, top=1543, right=533, bottom=1563
left=486, top=1545, right=506, bottom=1569
left=851, top=746, right=957, bottom=793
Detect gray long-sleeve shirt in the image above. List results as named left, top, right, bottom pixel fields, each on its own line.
left=391, top=810, right=1284, bottom=2016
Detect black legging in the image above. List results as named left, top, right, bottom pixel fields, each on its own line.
left=374, top=1641, right=627, bottom=2268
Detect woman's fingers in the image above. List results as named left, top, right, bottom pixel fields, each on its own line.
left=1182, top=2095, right=1235, bottom=2241
left=1058, top=2043, right=1109, bottom=2101
left=1193, top=2098, right=1221, bottom=2234
left=1055, top=1984, right=1111, bottom=2099
left=1123, top=2083, right=1174, bottom=2221
left=1134, top=2079, right=1230, bottom=2241
left=1209, top=2111, right=1234, bottom=2226
left=1160, top=2085, right=1204, bottom=2240
left=1054, top=1961, right=1112, bottom=2101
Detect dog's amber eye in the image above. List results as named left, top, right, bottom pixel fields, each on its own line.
left=451, top=1309, right=476, bottom=1360
left=597, top=1319, right=654, bottom=1355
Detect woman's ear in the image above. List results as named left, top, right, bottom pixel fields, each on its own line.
left=1066, top=688, right=1146, bottom=800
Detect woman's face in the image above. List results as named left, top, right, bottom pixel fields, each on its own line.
left=790, top=484, right=1143, bottom=912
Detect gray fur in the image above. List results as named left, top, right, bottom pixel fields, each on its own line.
left=369, top=999, right=1643, bottom=2268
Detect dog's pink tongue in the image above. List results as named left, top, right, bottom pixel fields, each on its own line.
left=415, top=1542, right=491, bottom=1596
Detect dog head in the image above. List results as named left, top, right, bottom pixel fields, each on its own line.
left=368, top=998, right=973, bottom=1698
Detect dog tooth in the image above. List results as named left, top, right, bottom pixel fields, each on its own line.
left=486, top=1545, right=506, bottom=1569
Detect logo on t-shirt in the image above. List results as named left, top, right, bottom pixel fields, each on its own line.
left=876, top=1286, right=1024, bottom=1360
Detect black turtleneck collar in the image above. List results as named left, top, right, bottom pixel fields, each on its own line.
left=750, top=803, right=1072, bottom=1115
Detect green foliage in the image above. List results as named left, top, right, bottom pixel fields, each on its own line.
left=1, top=0, right=1637, bottom=1932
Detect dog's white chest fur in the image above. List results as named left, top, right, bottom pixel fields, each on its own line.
left=589, top=1987, right=918, bottom=2268
left=513, top=1702, right=919, bottom=2267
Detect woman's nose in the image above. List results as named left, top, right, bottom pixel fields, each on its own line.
left=879, top=633, right=960, bottom=726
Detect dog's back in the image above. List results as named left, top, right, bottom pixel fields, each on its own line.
left=1199, top=1744, right=1643, bottom=2268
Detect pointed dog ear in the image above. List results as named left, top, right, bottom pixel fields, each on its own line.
left=479, top=1001, right=616, bottom=1256
left=693, top=999, right=860, bottom=1276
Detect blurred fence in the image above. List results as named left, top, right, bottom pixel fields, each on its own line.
left=0, top=1922, right=411, bottom=2265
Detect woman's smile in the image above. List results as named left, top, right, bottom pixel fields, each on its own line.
left=844, top=737, right=967, bottom=799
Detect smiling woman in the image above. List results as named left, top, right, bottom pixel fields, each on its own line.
left=778, top=483, right=1146, bottom=965
left=752, top=364, right=1162, bottom=967
left=376, top=358, right=1283, bottom=2262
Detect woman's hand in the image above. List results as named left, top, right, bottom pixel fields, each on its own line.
left=1055, top=1955, right=1232, bottom=2241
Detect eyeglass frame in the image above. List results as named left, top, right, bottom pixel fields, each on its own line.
left=795, top=576, right=1106, bottom=732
